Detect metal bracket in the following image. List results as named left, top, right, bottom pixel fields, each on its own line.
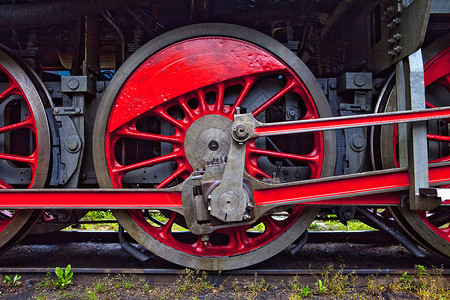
left=61, top=76, right=96, bottom=96
left=53, top=106, right=84, bottom=115
left=373, top=0, right=432, bottom=72
left=396, top=50, right=441, bottom=210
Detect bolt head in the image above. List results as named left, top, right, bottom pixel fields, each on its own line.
left=68, top=78, right=80, bottom=90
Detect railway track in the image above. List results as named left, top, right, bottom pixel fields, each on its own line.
left=0, top=231, right=448, bottom=274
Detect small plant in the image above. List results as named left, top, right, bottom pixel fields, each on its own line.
left=143, top=281, right=151, bottom=292
left=314, top=279, right=327, bottom=294
left=416, top=265, right=428, bottom=277
left=177, top=269, right=212, bottom=294
left=366, top=274, right=385, bottom=295
left=93, top=277, right=111, bottom=294
left=54, top=264, right=73, bottom=289
left=246, top=274, right=269, bottom=293
left=116, top=274, right=135, bottom=289
left=299, top=285, right=312, bottom=298
left=399, top=271, right=413, bottom=291
left=317, top=265, right=355, bottom=297
left=3, top=274, right=21, bottom=286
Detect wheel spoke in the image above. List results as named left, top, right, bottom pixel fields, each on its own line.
left=0, top=152, right=35, bottom=166
left=196, top=90, right=208, bottom=114
left=0, top=179, right=12, bottom=189
left=429, top=156, right=450, bottom=163
left=0, top=117, right=34, bottom=134
left=215, top=83, right=225, bottom=113
left=0, top=82, right=19, bottom=104
left=427, top=134, right=450, bottom=142
left=155, top=164, right=191, bottom=188
left=230, top=77, right=255, bottom=114
left=178, top=98, right=196, bottom=121
left=152, top=106, right=188, bottom=131
left=113, top=152, right=181, bottom=174
left=252, top=80, right=297, bottom=117
left=115, top=126, right=181, bottom=144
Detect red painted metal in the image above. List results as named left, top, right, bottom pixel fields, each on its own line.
left=107, top=38, right=287, bottom=133
left=103, top=36, right=326, bottom=257
left=254, top=163, right=450, bottom=206
left=414, top=46, right=450, bottom=242
left=255, top=106, right=450, bottom=136
left=1, top=163, right=450, bottom=208
left=0, top=63, right=40, bottom=232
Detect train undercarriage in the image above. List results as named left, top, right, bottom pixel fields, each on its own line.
left=0, top=0, right=449, bottom=270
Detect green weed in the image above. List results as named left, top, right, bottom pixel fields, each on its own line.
left=177, top=269, right=212, bottom=294
left=3, top=274, right=21, bottom=287
left=314, top=279, right=327, bottom=294
left=54, top=265, right=73, bottom=289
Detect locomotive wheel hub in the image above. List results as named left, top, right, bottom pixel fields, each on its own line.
left=184, top=114, right=233, bottom=170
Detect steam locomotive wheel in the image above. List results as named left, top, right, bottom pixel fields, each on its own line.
left=94, top=24, right=335, bottom=270
left=373, top=34, right=450, bottom=258
left=0, top=46, right=50, bottom=252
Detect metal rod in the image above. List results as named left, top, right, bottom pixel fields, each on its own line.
left=254, top=106, right=450, bottom=136
left=118, top=225, right=151, bottom=262
left=355, top=208, right=425, bottom=258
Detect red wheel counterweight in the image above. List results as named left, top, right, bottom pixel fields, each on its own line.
left=94, top=24, right=336, bottom=270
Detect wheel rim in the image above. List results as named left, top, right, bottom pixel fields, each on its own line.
left=0, top=46, right=50, bottom=251
left=94, top=24, right=335, bottom=270
left=374, top=34, right=450, bottom=256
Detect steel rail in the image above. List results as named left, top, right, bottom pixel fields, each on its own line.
left=0, top=267, right=448, bottom=276
left=19, top=230, right=395, bottom=245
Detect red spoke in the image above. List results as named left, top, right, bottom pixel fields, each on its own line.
left=252, top=80, right=297, bottom=117
left=156, top=164, right=191, bottom=188
left=430, top=156, right=450, bottom=163
left=426, top=101, right=437, bottom=109
left=0, top=116, right=34, bottom=134
left=153, top=107, right=188, bottom=131
left=178, top=98, right=196, bottom=121
left=159, top=211, right=177, bottom=238
left=0, top=179, right=12, bottom=189
left=196, top=90, right=208, bottom=114
left=0, top=152, right=35, bottom=166
left=215, top=83, right=225, bottom=113
left=0, top=82, right=19, bottom=104
left=227, top=227, right=248, bottom=251
left=113, top=152, right=181, bottom=174
left=229, top=77, right=255, bottom=115
left=115, top=126, right=181, bottom=144
left=427, top=134, right=450, bottom=143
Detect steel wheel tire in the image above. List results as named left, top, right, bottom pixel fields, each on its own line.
left=373, top=34, right=450, bottom=258
left=0, top=45, right=50, bottom=252
left=93, top=23, right=336, bottom=270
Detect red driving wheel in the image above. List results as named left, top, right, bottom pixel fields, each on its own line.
left=0, top=46, right=50, bottom=252
left=94, top=24, right=336, bottom=270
